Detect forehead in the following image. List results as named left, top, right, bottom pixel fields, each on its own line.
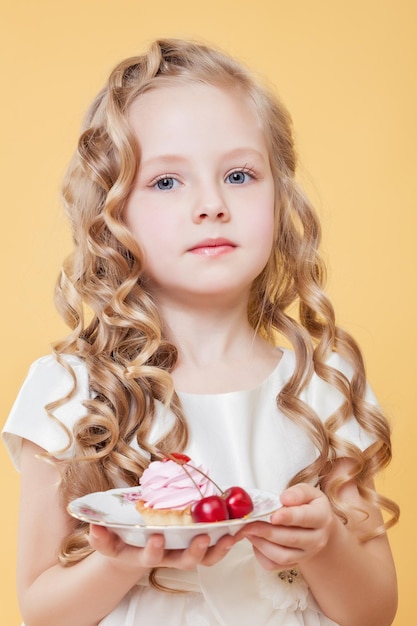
left=127, top=82, right=268, bottom=156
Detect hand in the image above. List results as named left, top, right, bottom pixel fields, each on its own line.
left=237, top=483, right=336, bottom=571
left=89, top=524, right=237, bottom=573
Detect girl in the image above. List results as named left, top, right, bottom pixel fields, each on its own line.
left=3, top=39, right=398, bottom=626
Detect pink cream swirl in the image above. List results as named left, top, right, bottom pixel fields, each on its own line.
left=139, top=459, right=219, bottom=509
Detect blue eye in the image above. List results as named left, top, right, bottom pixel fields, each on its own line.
left=154, top=177, right=178, bottom=190
left=226, top=171, right=251, bottom=184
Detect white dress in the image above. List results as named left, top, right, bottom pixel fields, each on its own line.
left=2, top=348, right=377, bottom=626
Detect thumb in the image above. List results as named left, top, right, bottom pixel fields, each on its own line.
left=279, top=483, right=319, bottom=507
left=89, top=524, right=122, bottom=555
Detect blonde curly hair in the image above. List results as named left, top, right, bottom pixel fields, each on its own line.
left=50, top=38, right=398, bottom=564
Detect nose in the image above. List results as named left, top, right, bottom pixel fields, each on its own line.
left=193, top=183, right=230, bottom=223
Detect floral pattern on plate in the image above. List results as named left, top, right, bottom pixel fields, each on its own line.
left=68, top=487, right=282, bottom=550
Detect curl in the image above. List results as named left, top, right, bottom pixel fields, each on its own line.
left=51, top=38, right=398, bottom=568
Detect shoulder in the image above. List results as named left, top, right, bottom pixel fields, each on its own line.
left=304, top=350, right=377, bottom=450
left=276, top=348, right=377, bottom=447
left=9, top=353, right=90, bottom=411
left=2, top=354, right=90, bottom=469
left=26, top=353, right=89, bottom=386
left=275, top=347, right=355, bottom=390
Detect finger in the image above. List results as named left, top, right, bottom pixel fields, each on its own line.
left=270, top=504, right=317, bottom=528
left=162, top=534, right=211, bottom=570
left=280, top=483, right=320, bottom=507
left=248, top=532, right=304, bottom=568
left=201, top=533, right=237, bottom=566
left=236, top=520, right=273, bottom=540
left=252, top=544, right=299, bottom=571
left=89, top=525, right=167, bottom=567
left=186, top=534, right=212, bottom=561
left=89, top=524, right=124, bottom=557
left=140, top=534, right=166, bottom=567
left=272, top=494, right=331, bottom=529
left=243, top=520, right=314, bottom=548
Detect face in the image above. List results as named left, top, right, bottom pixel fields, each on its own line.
left=124, top=82, right=275, bottom=306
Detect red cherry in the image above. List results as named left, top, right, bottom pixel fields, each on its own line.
left=164, top=453, right=191, bottom=464
left=191, top=496, right=229, bottom=523
left=223, top=487, right=254, bottom=519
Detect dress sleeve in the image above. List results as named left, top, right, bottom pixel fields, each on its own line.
left=2, top=354, right=90, bottom=470
left=305, top=351, right=378, bottom=452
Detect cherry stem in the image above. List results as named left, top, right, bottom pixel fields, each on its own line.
left=186, top=463, right=224, bottom=495
left=180, top=464, right=205, bottom=497
left=164, top=453, right=224, bottom=497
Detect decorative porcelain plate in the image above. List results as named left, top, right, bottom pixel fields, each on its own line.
left=68, top=487, right=282, bottom=549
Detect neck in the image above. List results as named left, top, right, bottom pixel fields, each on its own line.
left=152, top=292, right=280, bottom=394
left=159, top=296, right=256, bottom=366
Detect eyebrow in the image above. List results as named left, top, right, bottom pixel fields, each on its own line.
left=140, top=154, right=189, bottom=171
left=139, top=147, right=268, bottom=171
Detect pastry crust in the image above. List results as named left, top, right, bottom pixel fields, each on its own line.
left=136, top=500, right=193, bottom=525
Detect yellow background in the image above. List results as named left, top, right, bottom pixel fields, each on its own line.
left=1, top=1, right=415, bottom=623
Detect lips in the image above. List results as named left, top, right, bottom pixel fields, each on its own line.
left=188, top=238, right=237, bottom=256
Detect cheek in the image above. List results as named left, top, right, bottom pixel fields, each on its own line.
left=249, top=193, right=275, bottom=243
left=125, top=207, right=173, bottom=250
